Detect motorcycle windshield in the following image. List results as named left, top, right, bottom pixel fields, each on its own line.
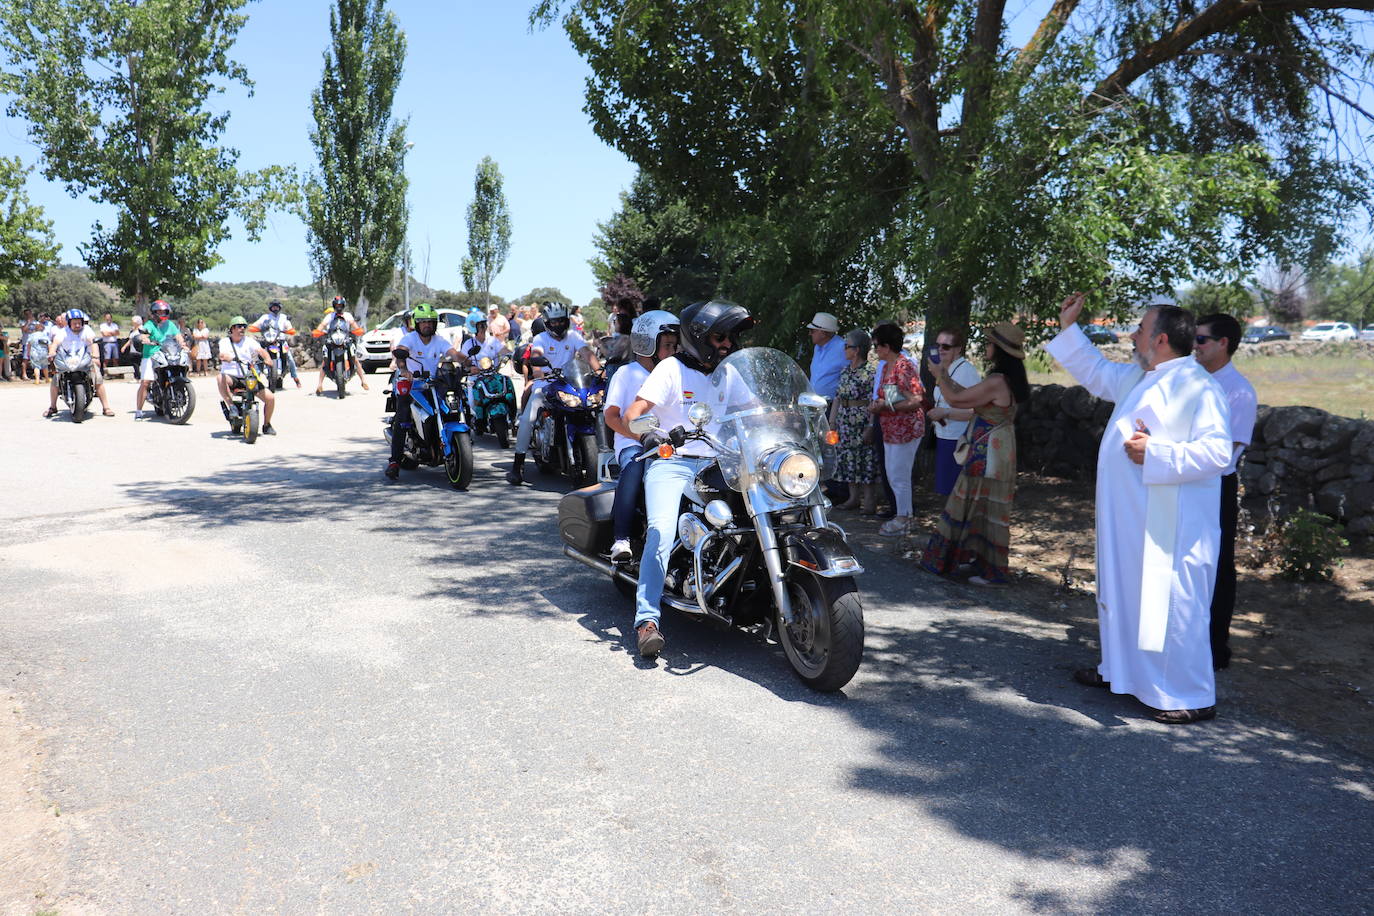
left=708, top=347, right=835, bottom=493
left=562, top=355, right=595, bottom=390
left=153, top=339, right=188, bottom=368
left=55, top=348, right=91, bottom=372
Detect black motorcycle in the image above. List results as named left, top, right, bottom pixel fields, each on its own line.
left=559, top=347, right=865, bottom=692
left=146, top=339, right=196, bottom=424
left=53, top=345, right=95, bottom=423
left=315, top=325, right=359, bottom=398
left=259, top=325, right=293, bottom=391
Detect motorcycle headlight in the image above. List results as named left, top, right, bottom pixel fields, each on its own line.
left=556, top=391, right=584, bottom=408
left=586, top=391, right=604, bottom=408
left=762, top=448, right=819, bottom=499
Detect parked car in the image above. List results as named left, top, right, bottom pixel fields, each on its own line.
left=1081, top=324, right=1118, bottom=344
left=359, top=308, right=469, bottom=373
left=1300, top=321, right=1357, bottom=342
left=1241, top=326, right=1291, bottom=344
left=1360, top=325, right=1374, bottom=342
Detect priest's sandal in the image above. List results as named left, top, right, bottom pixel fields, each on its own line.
left=1151, top=706, right=1216, bottom=725
left=1072, top=668, right=1110, bottom=688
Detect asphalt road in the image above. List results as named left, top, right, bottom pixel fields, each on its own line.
left=2, top=374, right=1371, bottom=914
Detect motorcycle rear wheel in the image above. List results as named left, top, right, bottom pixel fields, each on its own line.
left=777, top=573, right=864, bottom=692
left=167, top=381, right=196, bottom=424
left=573, top=433, right=599, bottom=487
left=71, top=384, right=88, bottom=423
left=445, top=431, right=474, bottom=490
left=268, top=365, right=282, bottom=391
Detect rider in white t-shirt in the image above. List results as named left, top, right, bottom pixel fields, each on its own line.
left=43, top=310, right=115, bottom=418
left=311, top=296, right=369, bottom=395
left=506, top=302, right=601, bottom=484
left=384, top=303, right=469, bottom=479
left=250, top=299, right=301, bottom=388
left=622, top=300, right=755, bottom=659
left=218, top=316, right=277, bottom=434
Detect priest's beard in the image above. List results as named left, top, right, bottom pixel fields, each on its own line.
left=1133, top=338, right=1155, bottom=370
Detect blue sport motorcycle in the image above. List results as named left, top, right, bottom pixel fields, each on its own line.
left=530, top=355, right=606, bottom=486
left=469, top=353, right=518, bottom=449
left=385, top=358, right=475, bottom=490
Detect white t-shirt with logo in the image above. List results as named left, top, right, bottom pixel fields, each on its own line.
left=395, top=330, right=457, bottom=376
left=218, top=336, right=266, bottom=377
left=531, top=330, right=588, bottom=371
left=606, top=360, right=651, bottom=456
left=634, top=357, right=719, bottom=458
left=54, top=326, right=96, bottom=355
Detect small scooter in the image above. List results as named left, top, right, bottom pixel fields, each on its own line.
left=221, top=359, right=270, bottom=443
left=469, top=354, right=518, bottom=448
left=385, top=358, right=476, bottom=490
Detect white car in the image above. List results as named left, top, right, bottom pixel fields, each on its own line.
left=1361, top=325, right=1374, bottom=342
left=359, top=308, right=469, bottom=373
left=1300, top=322, right=1357, bottom=342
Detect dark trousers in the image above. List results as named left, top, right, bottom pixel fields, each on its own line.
left=1210, top=472, right=1239, bottom=669
left=612, top=446, right=648, bottom=541
left=389, top=392, right=413, bottom=463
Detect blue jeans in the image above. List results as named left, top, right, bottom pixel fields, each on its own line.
left=635, top=456, right=712, bottom=628
left=613, top=445, right=649, bottom=542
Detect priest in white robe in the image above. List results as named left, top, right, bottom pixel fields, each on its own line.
left=1046, top=294, right=1232, bottom=724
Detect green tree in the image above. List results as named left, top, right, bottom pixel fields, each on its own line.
left=510, top=287, right=571, bottom=310
left=590, top=171, right=720, bottom=308
left=0, top=0, right=288, bottom=311
left=464, top=156, right=512, bottom=311
left=0, top=157, right=59, bottom=301
left=1310, top=250, right=1374, bottom=329
left=303, top=0, right=408, bottom=325
left=1178, top=280, right=1257, bottom=319
left=536, top=1, right=1374, bottom=346
left=2, top=265, right=112, bottom=323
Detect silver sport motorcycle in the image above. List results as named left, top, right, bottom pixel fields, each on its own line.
left=559, top=347, right=866, bottom=691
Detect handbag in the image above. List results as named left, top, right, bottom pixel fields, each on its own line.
left=952, top=425, right=973, bottom=465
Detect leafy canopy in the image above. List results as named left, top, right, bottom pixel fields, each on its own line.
left=303, top=0, right=409, bottom=324
left=0, top=156, right=59, bottom=300
left=0, top=0, right=290, bottom=308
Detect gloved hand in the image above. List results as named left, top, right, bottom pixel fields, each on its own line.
left=668, top=425, right=688, bottom=447
left=639, top=431, right=666, bottom=451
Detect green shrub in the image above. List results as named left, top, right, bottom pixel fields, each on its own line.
left=1272, top=508, right=1348, bottom=582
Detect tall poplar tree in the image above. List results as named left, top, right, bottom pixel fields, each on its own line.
left=304, top=0, right=408, bottom=324
left=464, top=156, right=512, bottom=311
left=0, top=156, right=59, bottom=300
left=0, top=0, right=285, bottom=311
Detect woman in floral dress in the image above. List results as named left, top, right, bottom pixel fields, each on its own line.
left=828, top=330, right=878, bottom=511
left=919, top=322, right=1029, bottom=586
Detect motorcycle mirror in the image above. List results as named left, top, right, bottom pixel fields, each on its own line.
left=687, top=403, right=713, bottom=428
left=797, top=392, right=827, bottom=410
left=628, top=414, right=659, bottom=437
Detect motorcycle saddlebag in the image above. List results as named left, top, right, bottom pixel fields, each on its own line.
left=558, top=482, right=616, bottom=556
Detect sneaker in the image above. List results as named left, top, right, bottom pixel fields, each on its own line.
left=262, top=424, right=277, bottom=436
left=610, top=539, right=632, bottom=563
left=384, top=461, right=400, bottom=480
left=879, top=517, right=911, bottom=537
left=636, top=621, right=665, bottom=658
left=134, top=409, right=144, bottom=419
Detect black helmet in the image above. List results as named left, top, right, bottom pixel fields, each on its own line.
left=268, top=299, right=282, bottom=312
left=331, top=295, right=347, bottom=311
left=678, top=299, right=755, bottom=371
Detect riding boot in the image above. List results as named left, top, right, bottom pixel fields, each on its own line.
left=506, top=452, right=525, bottom=485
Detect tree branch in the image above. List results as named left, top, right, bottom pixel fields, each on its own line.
left=1010, top=0, right=1081, bottom=84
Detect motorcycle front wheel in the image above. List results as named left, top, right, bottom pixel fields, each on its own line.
left=70, top=384, right=88, bottom=423
left=244, top=404, right=260, bottom=444
left=573, top=433, right=598, bottom=487
left=334, top=361, right=347, bottom=399
left=777, top=573, right=864, bottom=692
left=167, top=381, right=196, bottom=424
left=445, top=431, right=474, bottom=490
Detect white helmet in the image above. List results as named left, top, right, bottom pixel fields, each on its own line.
left=630, top=310, right=679, bottom=358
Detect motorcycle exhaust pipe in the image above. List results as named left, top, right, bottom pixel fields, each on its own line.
left=563, top=545, right=639, bottom=589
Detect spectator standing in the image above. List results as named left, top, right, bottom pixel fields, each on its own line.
left=98, top=313, right=120, bottom=370
left=488, top=306, right=510, bottom=344
left=1047, top=293, right=1231, bottom=725
left=191, top=319, right=212, bottom=375
left=868, top=323, right=926, bottom=536
left=806, top=312, right=846, bottom=400
left=19, top=309, right=37, bottom=380
left=1194, top=312, right=1258, bottom=670
left=925, top=327, right=982, bottom=496
left=0, top=327, right=11, bottom=381
left=919, top=323, right=1026, bottom=586
left=828, top=330, right=879, bottom=512
left=121, top=315, right=145, bottom=378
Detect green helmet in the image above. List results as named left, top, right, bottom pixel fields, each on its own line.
left=229, top=315, right=249, bottom=327
left=412, top=303, right=439, bottom=324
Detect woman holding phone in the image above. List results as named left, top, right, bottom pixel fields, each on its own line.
left=919, top=322, right=1028, bottom=586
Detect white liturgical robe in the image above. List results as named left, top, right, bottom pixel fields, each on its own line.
left=1046, top=325, right=1232, bottom=710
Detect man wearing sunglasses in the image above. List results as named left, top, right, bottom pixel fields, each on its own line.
left=1048, top=293, right=1232, bottom=725
left=1193, top=313, right=1257, bottom=671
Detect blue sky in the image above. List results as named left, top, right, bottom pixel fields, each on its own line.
left=0, top=1, right=638, bottom=304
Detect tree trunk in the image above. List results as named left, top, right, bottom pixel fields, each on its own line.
left=356, top=294, right=370, bottom=326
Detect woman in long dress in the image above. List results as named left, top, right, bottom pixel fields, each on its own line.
left=919, top=322, right=1029, bottom=587
left=192, top=319, right=212, bottom=375
left=828, top=330, right=879, bottom=512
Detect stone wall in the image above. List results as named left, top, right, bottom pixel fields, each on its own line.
left=1015, top=385, right=1374, bottom=539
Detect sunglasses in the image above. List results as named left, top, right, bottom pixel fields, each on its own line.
left=1195, top=334, right=1221, bottom=344
left=936, top=343, right=956, bottom=350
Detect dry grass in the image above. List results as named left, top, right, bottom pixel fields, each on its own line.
left=1028, top=352, right=1374, bottom=419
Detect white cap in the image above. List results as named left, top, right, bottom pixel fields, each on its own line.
left=806, top=312, right=839, bottom=333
